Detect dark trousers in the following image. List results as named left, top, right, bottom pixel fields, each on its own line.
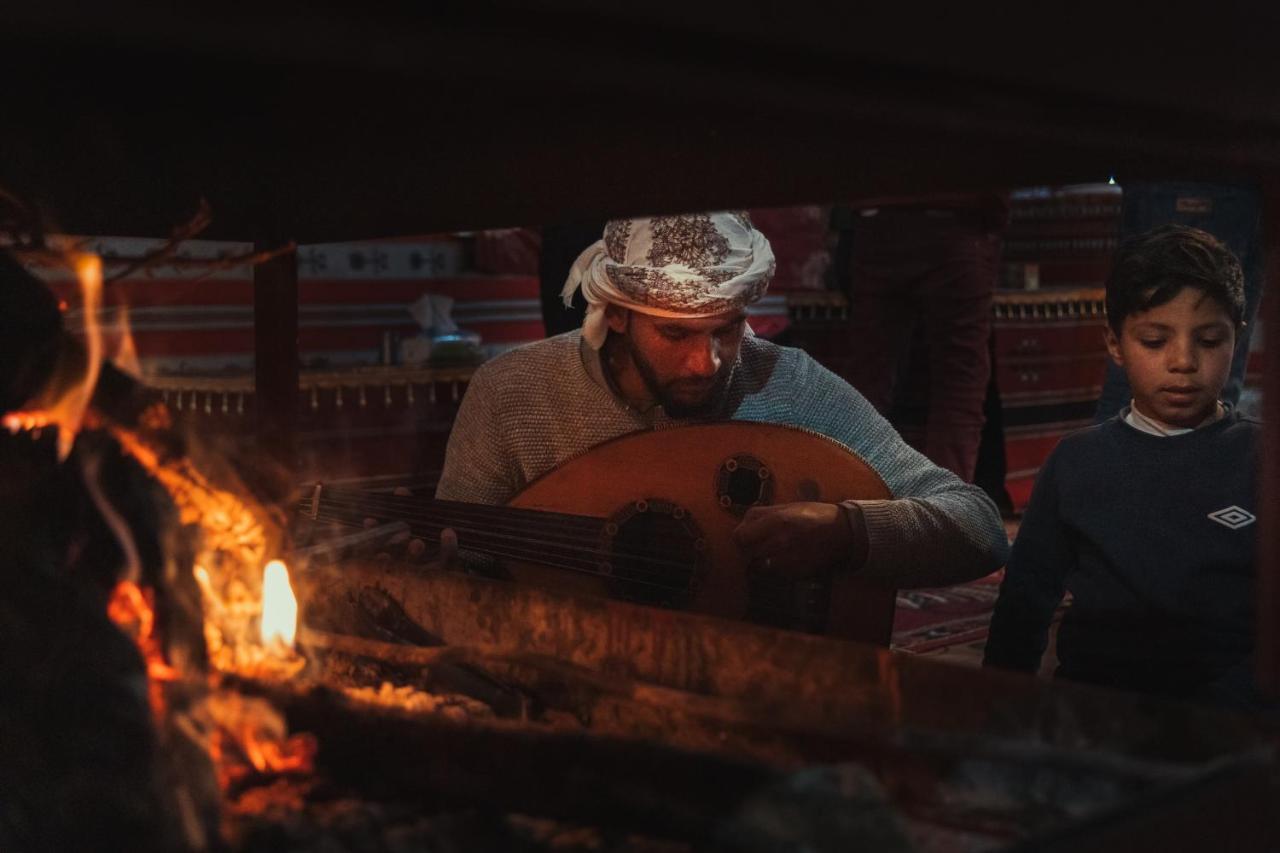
left=1095, top=182, right=1266, bottom=420
left=843, top=209, right=1004, bottom=482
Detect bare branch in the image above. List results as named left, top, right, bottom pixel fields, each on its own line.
left=103, top=198, right=213, bottom=283
left=186, top=241, right=297, bottom=283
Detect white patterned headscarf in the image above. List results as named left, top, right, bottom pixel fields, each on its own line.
left=562, top=211, right=776, bottom=349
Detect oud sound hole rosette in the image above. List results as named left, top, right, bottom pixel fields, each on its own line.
left=599, top=498, right=705, bottom=607
left=716, top=455, right=774, bottom=516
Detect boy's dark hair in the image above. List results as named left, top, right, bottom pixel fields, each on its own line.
left=1105, top=224, right=1245, bottom=334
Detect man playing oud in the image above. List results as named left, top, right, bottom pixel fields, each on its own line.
left=436, top=212, right=1007, bottom=594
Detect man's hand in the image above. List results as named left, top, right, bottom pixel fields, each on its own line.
left=732, top=501, right=868, bottom=578
left=365, top=486, right=459, bottom=569
left=368, top=525, right=458, bottom=569
left=435, top=527, right=459, bottom=569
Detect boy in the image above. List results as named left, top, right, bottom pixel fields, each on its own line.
left=984, top=225, right=1269, bottom=712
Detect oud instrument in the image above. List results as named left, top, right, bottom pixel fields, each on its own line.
left=303, top=422, right=897, bottom=644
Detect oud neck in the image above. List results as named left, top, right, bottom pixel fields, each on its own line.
left=303, top=486, right=607, bottom=568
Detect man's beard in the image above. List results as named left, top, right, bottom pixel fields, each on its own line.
left=627, top=337, right=735, bottom=419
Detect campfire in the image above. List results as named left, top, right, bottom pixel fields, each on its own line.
left=3, top=242, right=836, bottom=851
left=0, top=245, right=322, bottom=848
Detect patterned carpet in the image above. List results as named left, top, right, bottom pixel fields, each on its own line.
left=889, top=520, right=1023, bottom=664
left=890, top=571, right=1004, bottom=656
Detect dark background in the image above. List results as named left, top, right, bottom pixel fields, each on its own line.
left=4, top=2, right=1280, bottom=240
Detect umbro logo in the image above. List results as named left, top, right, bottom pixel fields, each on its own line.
left=1208, top=506, right=1256, bottom=530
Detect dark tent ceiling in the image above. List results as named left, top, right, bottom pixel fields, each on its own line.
left=4, top=2, right=1279, bottom=240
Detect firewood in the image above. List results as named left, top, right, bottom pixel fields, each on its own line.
left=225, top=676, right=911, bottom=850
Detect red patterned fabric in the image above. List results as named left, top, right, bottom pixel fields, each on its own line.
left=747, top=205, right=832, bottom=291
left=472, top=228, right=541, bottom=275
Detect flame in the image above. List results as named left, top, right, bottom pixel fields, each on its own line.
left=188, top=690, right=317, bottom=792
left=106, top=425, right=281, bottom=675
left=111, top=303, right=143, bottom=379
left=108, top=573, right=316, bottom=793
left=202, top=609, right=314, bottom=790
left=107, top=581, right=179, bottom=715
left=2, top=254, right=103, bottom=460
left=260, top=560, right=298, bottom=649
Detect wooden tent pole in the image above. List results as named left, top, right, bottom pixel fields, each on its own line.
left=1258, top=181, right=1280, bottom=695
left=253, top=242, right=299, bottom=472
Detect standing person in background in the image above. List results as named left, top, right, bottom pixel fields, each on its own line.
left=1095, top=182, right=1265, bottom=421
left=833, top=192, right=1009, bottom=483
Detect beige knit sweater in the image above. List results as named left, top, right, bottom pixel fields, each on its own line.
left=436, top=331, right=1008, bottom=588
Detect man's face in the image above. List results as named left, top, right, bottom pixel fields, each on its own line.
left=615, top=310, right=748, bottom=418
left=1105, top=286, right=1236, bottom=429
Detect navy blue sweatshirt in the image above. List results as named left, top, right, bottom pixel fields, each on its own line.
left=984, top=411, right=1261, bottom=702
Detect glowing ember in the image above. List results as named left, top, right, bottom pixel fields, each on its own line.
left=107, top=580, right=178, bottom=715
left=193, top=690, right=317, bottom=791
left=261, top=560, right=298, bottom=649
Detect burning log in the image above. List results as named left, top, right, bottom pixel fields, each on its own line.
left=227, top=654, right=1275, bottom=850
left=0, top=428, right=221, bottom=851
left=301, top=583, right=541, bottom=721
left=0, top=553, right=194, bottom=852
left=296, top=626, right=1254, bottom=810
left=298, top=560, right=1269, bottom=755
left=0, top=247, right=299, bottom=850
left=227, top=676, right=913, bottom=851
left=293, top=558, right=1280, bottom=845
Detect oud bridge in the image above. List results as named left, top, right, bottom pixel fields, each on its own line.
left=598, top=498, right=706, bottom=608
